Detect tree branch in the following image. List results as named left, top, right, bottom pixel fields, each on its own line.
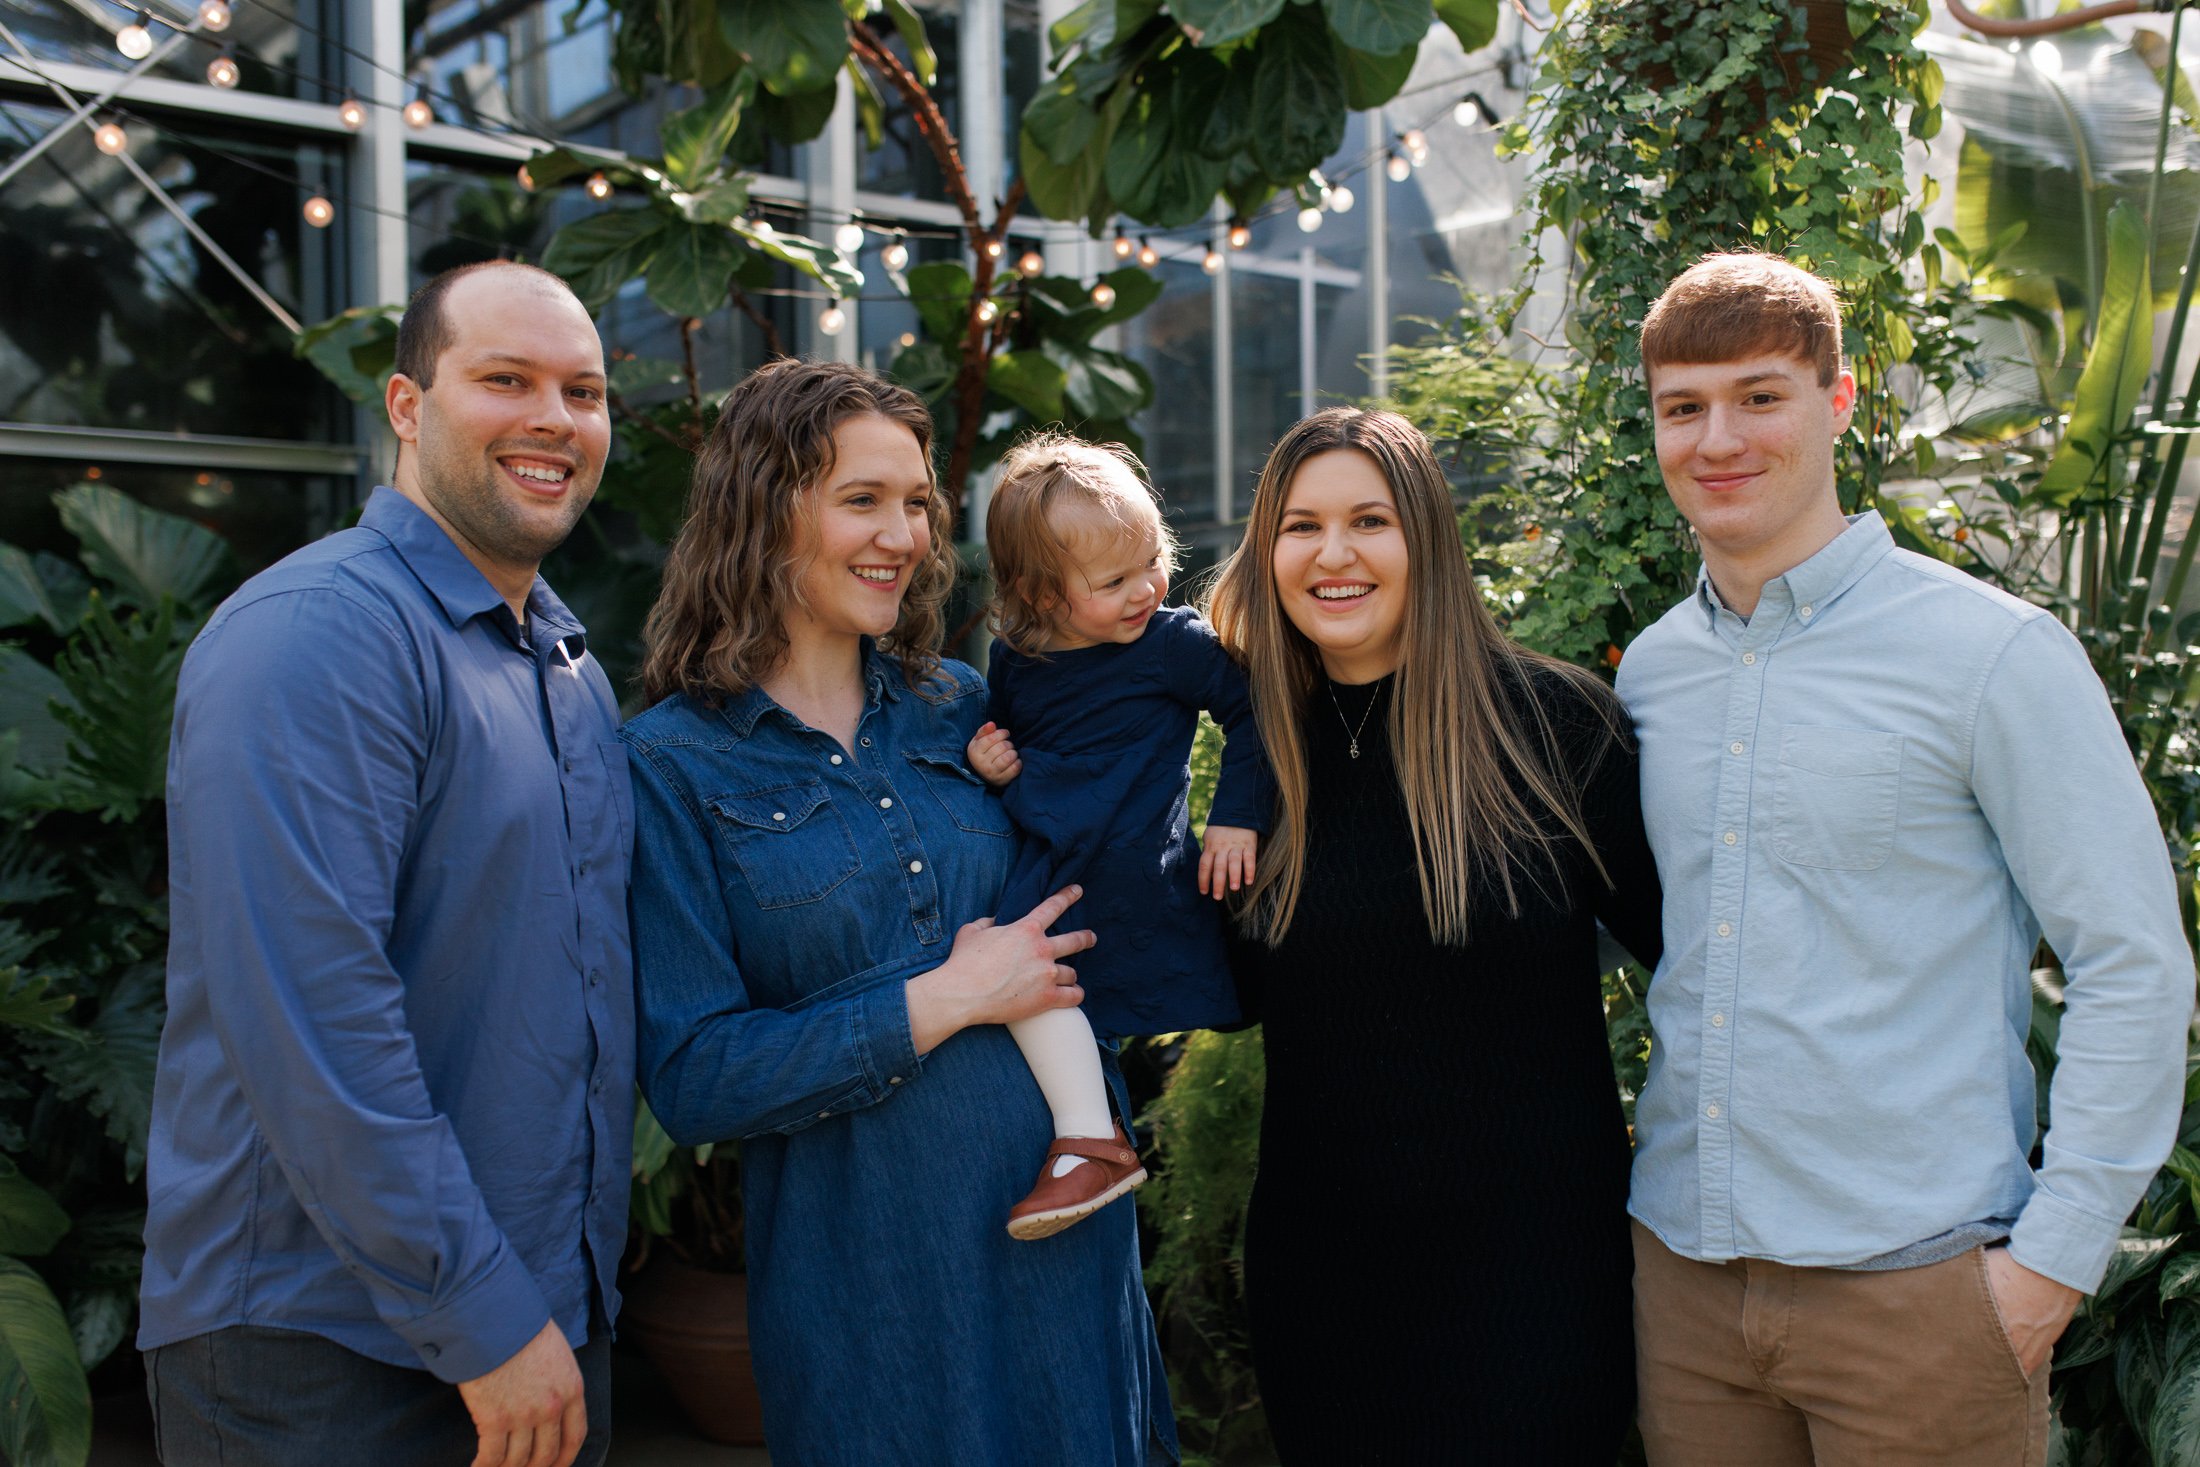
left=729, top=283, right=789, bottom=361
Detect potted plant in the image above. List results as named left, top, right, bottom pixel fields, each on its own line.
left=621, top=1105, right=763, bottom=1447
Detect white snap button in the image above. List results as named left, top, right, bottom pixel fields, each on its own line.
left=830, top=754, right=843, bottom=765
left=1711, top=1012, right=1725, bottom=1027
left=908, top=860, right=923, bottom=874
left=880, top=798, right=893, bottom=809
left=1800, top=606, right=1813, bottom=618
left=1706, top=1103, right=1721, bottom=1119
left=1716, top=921, right=1732, bottom=937
left=888, top=1076, right=903, bottom=1085
left=1723, top=830, right=1737, bottom=846
left=772, top=812, right=786, bottom=822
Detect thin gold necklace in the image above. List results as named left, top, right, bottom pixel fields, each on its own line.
left=1325, top=677, right=1384, bottom=759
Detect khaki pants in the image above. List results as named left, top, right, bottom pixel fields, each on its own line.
left=1632, top=1220, right=2050, bottom=1466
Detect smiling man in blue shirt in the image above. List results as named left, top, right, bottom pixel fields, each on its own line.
left=1619, top=251, right=2192, bottom=1464
left=139, top=261, right=633, bottom=1467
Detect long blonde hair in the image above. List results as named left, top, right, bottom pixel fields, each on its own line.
left=638, top=360, right=952, bottom=706
left=1206, top=407, right=1617, bottom=946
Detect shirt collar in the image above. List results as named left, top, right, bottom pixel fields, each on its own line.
left=715, top=639, right=903, bottom=740
left=1694, top=511, right=1894, bottom=628
left=360, top=486, right=580, bottom=639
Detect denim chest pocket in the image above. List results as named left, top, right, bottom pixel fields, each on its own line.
left=1770, top=725, right=1904, bottom=871
left=706, top=781, right=861, bottom=908
left=904, top=748, right=1014, bottom=837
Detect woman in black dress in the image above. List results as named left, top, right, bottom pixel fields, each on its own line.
left=1206, top=407, right=1664, bottom=1463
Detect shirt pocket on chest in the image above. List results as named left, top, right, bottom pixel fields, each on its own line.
left=904, top=747, right=1014, bottom=837
left=705, top=780, right=861, bottom=908
left=1769, top=725, right=1905, bottom=872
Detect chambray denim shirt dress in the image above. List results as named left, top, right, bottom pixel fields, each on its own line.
left=620, top=647, right=1179, bottom=1467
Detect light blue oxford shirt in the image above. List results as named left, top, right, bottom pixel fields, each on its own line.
left=1619, top=512, right=2192, bottom=1294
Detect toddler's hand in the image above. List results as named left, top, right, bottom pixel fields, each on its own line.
left=967, top=722, right=1022, bottom=787
left=1200, top=826, right=1258, bottom=899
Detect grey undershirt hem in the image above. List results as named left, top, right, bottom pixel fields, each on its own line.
left=1830, top=1219, right=2013, bottom=1271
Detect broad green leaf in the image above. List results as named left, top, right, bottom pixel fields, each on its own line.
left=987, top=351, right=1069, bottom=422
left=0, top=547, right=65, bottom=634
left=681, top=177, right=752, bottom=226
left=26, top=963, right=162, bottom=1179
left=0, top=969, right=74, bottom=1040
left=905, top=261, right=975, bottom=343
left=57, top=483, right=230, bottom=612
left=2161, top=1314, right=2200, bottom=1464
left=64, top=1288, right=130, bottom=1374
left=1107, top=51, right=1232, bottom=226
left=1021, top=122, right=1109, bottom=220
left=659, top=74, right=754, bottom=191
left=888, top=340, right=958, bottom=405
left=1024, top=84, right=1101, bottom=167
left=0, top=1258, right=90, bottom=1467
left=523, top=145, right=658, bottom=194
left=53, top=596, right=185, bottom=823
left=1322, top=0, right=1433, bottom=56
left=1171, top=0, right=1285, bottom=47
left=740, top=224, right=864, bottom=298
left=644, top=223, right=747, bottom=319
left=845, top=51, right=887, bottom=150
left=2036, top=202, right=2153, bottom=505
left=2170, top=1253, right=2200, bottom=1304
left=1432, top=0, right=1499, bottom=53
left=1339, top=41, right=1418, bottom=110
left=2100, top=1228, right=2185, bottom=1306
left=2132, top=29, right=2200, bottom=125
left=541, top=208, right=670, bottom=311
left=631, top=1098, right=680, bottom=1183
left=721, top=0, right=848, bottom=96
left=0, top=1161, right=68, bottom=1258
left=1046, top=339, right=1154, bottom=420
left=2123, top=1312, right=2172, bottom=1440
left=0, top=649, right=69, bottom=778
left=1030, top=267, right=1166, bottom=345
left=881, top=0, right=938, bottom=87
left=753, top=76, right=839, bottom=144
left=295, top=303, right=402, bottom=404
left=1250, top=6, right=1348, bottom=182
left=609, top=356, right=687, bottom=397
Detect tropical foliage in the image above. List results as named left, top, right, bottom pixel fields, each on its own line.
left=0, top=486, right=235, bottom=1467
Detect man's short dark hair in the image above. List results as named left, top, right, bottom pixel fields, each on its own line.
left=393, top=260, right=581, bottom=389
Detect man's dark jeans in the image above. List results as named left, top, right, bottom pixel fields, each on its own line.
left=145, top=1325, right=612, bottom=1466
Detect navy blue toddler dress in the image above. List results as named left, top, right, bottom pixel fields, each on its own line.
left=989, top=606, right=1272, bottom=1039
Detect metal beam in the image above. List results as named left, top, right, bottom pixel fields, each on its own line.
left=0, top=423, right=366, bottom=474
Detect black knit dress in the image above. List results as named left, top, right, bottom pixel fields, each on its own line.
left=1234, top=666, right=1664, bottom=1465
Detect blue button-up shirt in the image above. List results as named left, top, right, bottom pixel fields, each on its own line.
left=140, top=487, right=635, bottom=1383
left=1620, top=513, right=2191, bottom=1293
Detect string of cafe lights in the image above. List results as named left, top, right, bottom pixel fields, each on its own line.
left=45, top=2, right=1515, bottom=341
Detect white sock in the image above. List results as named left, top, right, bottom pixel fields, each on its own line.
left=1007, top=1006, right=1113, bottom=1179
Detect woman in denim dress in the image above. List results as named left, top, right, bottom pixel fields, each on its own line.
left=619, top=361, right=1179, bottom=1467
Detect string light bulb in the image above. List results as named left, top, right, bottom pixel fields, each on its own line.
left=834, top=221, right=866, bottom=254
left=94, top=121, right=128, bottom=155
left=1297, top=206, right=1323, bottom=233
left=1453, top=96, right=1483, bottom=128
left=302, top=196, right=335, bottom=228
left=1329, top=185, right=1355, bottom=214
left=1201, top=247, right=1223, bottom=275
left=975, top=298, right=1000, bottom=324
left=116, top=12, right=154, bottom=60
left=982, top=239, right=1004, bottom=260
left=585, top=172, right=612, bottom=200
left=1137, top=237, right=1159, bottom=268
left=206, top=52, right=239, bottom=88
left=817, top=304, right=847, bottom=336
left=403, top=95, right=434, bottom=129
left=1017, top=249, right=1044, bottom=278
left=882, top=237, right=910, bottom=271
left=1402, top=129, right=1429, bottom=166
left=1227, top=221, right=1251, bottom=250
left=338, top=97, right=367, bottom=130
left=1091, top=281, right=1116, bottom=308
left=1112, top=231, right=1133, bottom=259
left=198, top=1, right=232, bottom=30
left=897, top=331, right=917, bottom=349
left=1386, top=151, right=1411, bottom=182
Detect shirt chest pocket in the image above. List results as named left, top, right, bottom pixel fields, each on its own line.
left=904, top=748, right=1014, bottom=837
left=1770, top=725, right=1904, bottom=871
left=706, top=781, right=861, bottom=908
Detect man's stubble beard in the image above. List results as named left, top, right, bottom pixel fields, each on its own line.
left=413, top=428, right=597, bottom=570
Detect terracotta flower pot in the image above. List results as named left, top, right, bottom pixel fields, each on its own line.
left=619, top=1255, right=768, bottom=1447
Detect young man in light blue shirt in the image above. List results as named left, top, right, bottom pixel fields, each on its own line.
left=1619, top=250, right=2192, bottom=1464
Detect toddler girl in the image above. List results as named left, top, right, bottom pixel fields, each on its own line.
left=968, top=432, right=1271, bottom=1240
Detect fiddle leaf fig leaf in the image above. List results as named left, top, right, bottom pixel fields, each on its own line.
left=906, top=261, right=974, bottom=343
left=643, top=223, right=746, bottom=319
left=720, top=0, right=849, bottom=96
left=659, top=74, right=754, bottom=191
left=1322, top=0, right=1434, bottom=56
left=542, top=208, right=670, bottom=311
left=1250, top=6, right=1348, bottom=181
left=880, top=0, right=938, bottom=87
left=1170, top=0, right=1285, bottom=47
left=1339, top=41, right=1418, bottom=110
left=1432, top=0, right=1499, bottom=54
left=987, top=351, right=1069, bottom=422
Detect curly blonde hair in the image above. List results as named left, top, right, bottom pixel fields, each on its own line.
left=983, top=430, right=1180, bottom=656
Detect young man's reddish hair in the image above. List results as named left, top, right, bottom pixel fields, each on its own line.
left=1640, top=250, right=1845, bottom=387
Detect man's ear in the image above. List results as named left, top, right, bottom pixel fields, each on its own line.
left=1830, top=368, right=1858, bottom=435
left=386, top=372, right=424, bottom=447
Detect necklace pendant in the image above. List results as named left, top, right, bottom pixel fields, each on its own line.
left=1349, top=741, right=1360, bottom=759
